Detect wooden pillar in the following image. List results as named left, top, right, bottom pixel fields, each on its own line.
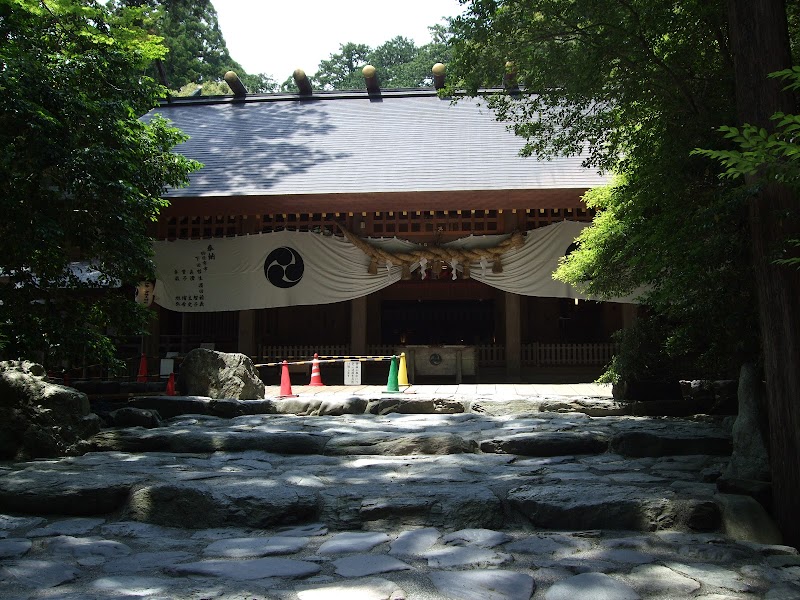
left=621, top=303, right=639, bottom=330
left=238, top=309, right=256, bottom=357
left=505, top=291, right=522, bottom=381
left=180, top=313, right=189, bottom=354
left=142, top=305, right=161, bottom=360
left=351, top=295, right=367, bottom=356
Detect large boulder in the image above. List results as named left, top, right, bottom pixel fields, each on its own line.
left=0, top=360, right=100, bottom=459
left=176, top=349, right=265, bottom=400
left=719, top=363, right=771, bottom=500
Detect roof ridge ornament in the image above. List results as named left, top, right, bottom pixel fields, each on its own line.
left=432, top=63, right=446, bottom=90
left=362, top=65, right=381, bottom=96
left=223, top=71, right=247, bottom=98
left=293, top=69, right=313, bottom=96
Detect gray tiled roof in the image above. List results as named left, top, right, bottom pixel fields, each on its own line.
left=152, top=90, right=608, bottom=198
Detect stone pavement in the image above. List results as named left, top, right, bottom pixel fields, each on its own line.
left=261, top=383, right=614, bottom=401
left=0, top=385, right=798, bottom=600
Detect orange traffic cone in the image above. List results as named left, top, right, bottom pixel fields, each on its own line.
left=308, top=353, right=324, bottom=386
left=279, top=360, right=298, bottom=398
left=166, top=372, right=176, bottom=396
left=136, top=354, right=148, bottom=383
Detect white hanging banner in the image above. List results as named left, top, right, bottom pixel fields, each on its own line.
left=460, top=220, right=590, bottom=300
left=152, top=222, right=638, bottom=313
left=135, top=281, right=154, bottom=306
left=153, top=230, right=403, bottom=312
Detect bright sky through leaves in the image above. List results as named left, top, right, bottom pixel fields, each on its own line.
left=213, top=0, right=465, bottom=82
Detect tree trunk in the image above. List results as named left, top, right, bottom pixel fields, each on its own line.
left=727, top=0, right=800, bottom=546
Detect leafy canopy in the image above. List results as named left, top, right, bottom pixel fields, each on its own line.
left=0, top=0, right=200, bottom=370
left=111, top=0, right=278, bottom=95
left=285, top=25, right=452, bottom=92
left=447, top=0, right=760, bottom=380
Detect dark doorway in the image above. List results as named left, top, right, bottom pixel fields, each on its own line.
left=381, top=299, right=495, bottom=345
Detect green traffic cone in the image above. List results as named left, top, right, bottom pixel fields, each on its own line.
left=384, top=355, right=401, bottom=393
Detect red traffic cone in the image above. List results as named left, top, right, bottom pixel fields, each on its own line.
left=308, top=353, right=324, bottom=386
left=279, top=360, right=298, bottom=398
left=136, top=354, right=148, bottom=383
left=166, top=372, right=176, bottom=396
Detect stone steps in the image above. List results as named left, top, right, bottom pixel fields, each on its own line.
left=0, top=402, right=736, bottom=534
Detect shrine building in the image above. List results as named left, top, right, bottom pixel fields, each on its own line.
left=141, top=69, right=638, bottom=382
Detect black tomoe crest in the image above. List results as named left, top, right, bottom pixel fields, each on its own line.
left=264, top=247, right=304, bottom=288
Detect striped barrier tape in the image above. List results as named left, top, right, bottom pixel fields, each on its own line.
left=255, top=355, right=399, bottom=368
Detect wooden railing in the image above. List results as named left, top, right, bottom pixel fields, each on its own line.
left=260, top=345, right=352, bottom=362
left=478, top=343, right=616, bottom=367
left=477, top=344, right=505, bottom=366
left=523, top=342, right=618, bottom=366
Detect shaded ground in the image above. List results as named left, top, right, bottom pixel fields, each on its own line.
left=0, top=386, right=797, bottom=599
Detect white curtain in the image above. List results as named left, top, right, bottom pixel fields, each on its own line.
left=153, top=221, right=637, bottom=312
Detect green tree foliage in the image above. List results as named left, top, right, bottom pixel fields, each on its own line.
left=447, top=0, right=762, bottom=381
left=0, top=0, right=201, bottom=370
left=693, top=66, right=800, bottom=270
left=113, top=0, right=277, bottom=94
left=295, top=25, right=452, bottom=92
left=693, top=67, right=800, bottom=188
left=313, top=42, right=372, bottom=90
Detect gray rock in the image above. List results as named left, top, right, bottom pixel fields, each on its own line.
left=429, top=570, right=536, bottom=600
left=324, top=482, right=504, bottom=530
left=368, top=398, right=465, bottom=415
left=108, top=407, right=162, bottom=428
left=545, top=572, right=640, bottom=600
left=0, top=468, right=137, bottom=515
left=573, top=547, right=656, bottom=565
left=504, top=534, right=592, bottom=556
left=99, top=521, right=183, bottom=539
left=0, top=559, right=80, bottom=588
left=722, top=363, right=770, bottom=482
left=508, top=483, right=718, bottom=532
left=359, top=496, right=437, bottom=523
left=45, top=535, right=132, bottom=558
left=315, top=396, right=369, bottom=416
left=0, top=514, right=43, bottom=533
left=423, top=546, right=512, bottom=568
left=332, top=554, right=412, bottom=577
left=766, top=584, right=800, bottom=599
left=297, top=577, right=405, bottom=600
left=128, top=396, right=214, bottom=418
left=90, top=426, right=329, bottom=454
left=28, top=518, right=106, bottom=537
left=442, top=528, right=512, bottom=548
left=539, top=398, right=629, bottom=416
left=625, top=564, right=701, bottom=596
left=177, top=348, right=265, bottom=399
left=666, top=562, right=753, bottom=592
left=318, top=532, right=391, bottom=554
left=766, top=554, right=800, bottom=568
left=124, top=479, right=319, bottom=529
left=610, top=431, right=732, bottom=457
left=203, top=536, right=309, bottom=557
left=102, top=551, right=194, bottom=573
left=325, top=432, right=475, bottom=456
left=277, top=523, right=329, bottom=537
left=480, top=431, right=608, bottom=456
left=0, top=360, right=100, bottom=459
left=389, top=528, right=440, bottom=557
left=89, top=575, right=182, bottom=596
left=168, top=556, right=321, bottom=579
left=715, top=493, right=782, bottom=544
left=0, top=538, right=31, bottom=558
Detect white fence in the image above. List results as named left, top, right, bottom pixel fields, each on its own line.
left=260, top=345, right=351, bottom=362
left=523, top=343, right=618, bottom=366
left=259, top=343, right=616, bottom=368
